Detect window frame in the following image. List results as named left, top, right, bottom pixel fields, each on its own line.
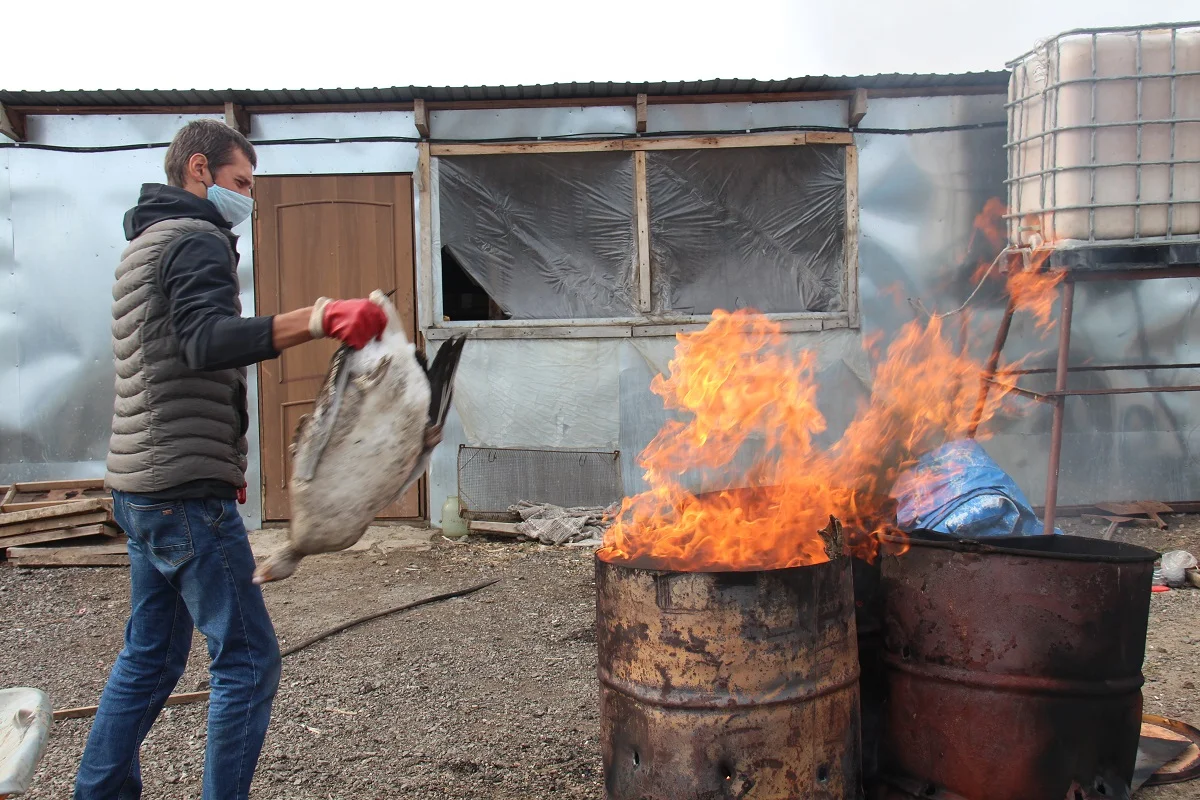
left=419, top=132, right=859, bottom=340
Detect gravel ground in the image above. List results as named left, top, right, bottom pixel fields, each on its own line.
left=2, top=519, right=1198, bottom=799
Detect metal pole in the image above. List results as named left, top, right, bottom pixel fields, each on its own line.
left=968, top=298, right=1017, bottom=439
left=1044, top=281, right=1075, bottom=535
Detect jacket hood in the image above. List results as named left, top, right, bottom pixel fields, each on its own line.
left=123, top=183, right=231, bottom=241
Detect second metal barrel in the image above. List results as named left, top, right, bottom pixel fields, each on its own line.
left=878, top=530, right=1157, bottom=800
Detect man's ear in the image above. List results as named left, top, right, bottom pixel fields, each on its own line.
left=186, top=153, right=210, bottom=184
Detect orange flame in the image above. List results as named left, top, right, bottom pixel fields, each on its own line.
left=598, top=199, right=1064, bottom=573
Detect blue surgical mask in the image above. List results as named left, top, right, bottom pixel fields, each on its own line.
left=206, top=183, right=254, bottom=227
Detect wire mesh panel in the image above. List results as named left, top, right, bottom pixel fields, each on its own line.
left=456, top=446, right=624, bottom=520
left=1005, top=22, right=1200, bottom=247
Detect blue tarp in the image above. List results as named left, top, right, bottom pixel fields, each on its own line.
left=890, top=439, right=1062, bottom=538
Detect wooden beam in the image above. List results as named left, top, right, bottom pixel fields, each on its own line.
left=0, top=499, right=111, bottom=528
left=635, top=93, right=648, bottom=133
left=467, top=520, right=522, bottom=537
left=0, top=511, right=112, bottom=539
left=844, top=145, right=860, bottom=327
left=413, top=98, right=430, bottom=138
left=6, top=542, right=130, bottom=567
left=634, top=150, right=652, bottom=312
left=416, top=142, right=434, bottom=331
left=0, top=523, right=119, bottom=550
left=10, top=478, right=106, bottom=493
left=431, top=132, right=823, bottom=157
left=849, top=88, right=868, bottom=128
left=0, top=103, right=27, bottom=142
left=224, top=102, right=251, bottom=135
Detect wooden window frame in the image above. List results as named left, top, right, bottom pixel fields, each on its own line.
left=418, top=132, right=859, bottom=340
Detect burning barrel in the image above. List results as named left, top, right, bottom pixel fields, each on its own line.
left=877, top=530, right=1158, bottom=800
left=596, top=519, right=862, bottom=800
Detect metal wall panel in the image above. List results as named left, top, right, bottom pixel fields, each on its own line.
left=646, top=100, right=847, bottom=133
left=431, top=106, right=635, bottom=140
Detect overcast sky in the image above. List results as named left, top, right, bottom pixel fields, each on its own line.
left=6, top=0, right=1198, bottom=91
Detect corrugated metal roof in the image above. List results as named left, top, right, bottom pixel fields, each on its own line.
left=0, top=73, right=1009, bottom=107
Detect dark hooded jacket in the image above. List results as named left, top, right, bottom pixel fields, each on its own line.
left=105, top=183, right=278, bottom=499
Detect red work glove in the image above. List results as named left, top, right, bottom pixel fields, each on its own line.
left=308, top=297, right=387, bottom=349
left=237, top=484, right=247, bottom=505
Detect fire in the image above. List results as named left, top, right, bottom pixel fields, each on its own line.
left=599, top=200, right=1064, bottom=573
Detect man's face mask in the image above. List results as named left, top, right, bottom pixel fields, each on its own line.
left=204, top=170, right=254, bottom=227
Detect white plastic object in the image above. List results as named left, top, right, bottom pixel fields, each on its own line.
left=1161, top=550, right=1197, bottom=588
left=439, top=495, right=468, bottom=539
left=0, top=687, right=52, bottom=797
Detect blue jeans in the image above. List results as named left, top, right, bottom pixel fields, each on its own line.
left=74, top=492, right=281, bottom=800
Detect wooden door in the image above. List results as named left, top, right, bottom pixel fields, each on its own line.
left=254, top=174, right=420, bottom=521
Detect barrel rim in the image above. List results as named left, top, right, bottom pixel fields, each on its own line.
left=594, top=550, right=849, bottom=577
left=880, top=529, right=1159, bottom=563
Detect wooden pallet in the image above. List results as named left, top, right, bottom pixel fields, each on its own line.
left=0, top=492, right=124, bottom=567
left=0, top=478, right=109, bottom=513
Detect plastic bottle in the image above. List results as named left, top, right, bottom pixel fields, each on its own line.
left=439, top=495, right=468, bottom=539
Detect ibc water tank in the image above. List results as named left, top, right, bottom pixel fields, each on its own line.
left=1007, top=24, right=1200, bottom=247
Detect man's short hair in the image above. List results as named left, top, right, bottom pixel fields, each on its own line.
left=163, top=119, right=257, bottom=187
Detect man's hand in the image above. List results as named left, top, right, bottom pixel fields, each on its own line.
left=309, top=298, right=388, bottom=349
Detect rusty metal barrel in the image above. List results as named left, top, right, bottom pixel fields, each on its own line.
left=596, top=552, right=862, bottom=799
left=878, top=530, right=1158, bottom=800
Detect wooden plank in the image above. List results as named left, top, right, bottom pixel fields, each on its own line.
left=1, top=103, right=28, bottom=142
left=417, top=142, right=434, bottom=331
left=425, top=325, right=632, bottom=341
left=632, top=318, right=824, bottom=337
left=13, top=478, right=106, bottom=493
left=413, top=98, right=430, bottom=138
left=8, top=543, right=130, bottom=567
left=432, top=133, right=817, bottom=157
left=431, top=138, right=627, bottom=156
left=0, top=498, right=110, bottom=527
left=0, top=485, right=14, bottom=507
left=0, top=511, right=111, bottom=539
left=843, top=144, right=860, bottom=327
left=0, top=523, right=120, bottom=550
left=468, top=520, right=522, bottom=537
left=637, top=133, right=810, bottom=151
left=807, top=131, right=855, bottom=145
left=3, top=497, right=113, bottom=514
left=54, top=690, right=210, bottom=721
left=849, top=88, right=869, bottom=128
left=634, top=150, right=652, bottom=313
left=224, top=102, right=251, bottom=135
left=635, top=93, right=648, bottom=133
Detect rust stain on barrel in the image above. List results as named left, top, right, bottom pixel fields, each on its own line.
left=596, top=552, right=862, bottom=799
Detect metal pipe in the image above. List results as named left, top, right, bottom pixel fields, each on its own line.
left=1045, top=384, right=1200, bottom=397
left=967, top=298, right=1017, bottom=438
left=1044, top=281, right=1075, bottom=535
left=999, top=360, right=1200, bottom=375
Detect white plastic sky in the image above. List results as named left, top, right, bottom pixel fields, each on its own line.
left=6, top=0, right=1199, bottom=91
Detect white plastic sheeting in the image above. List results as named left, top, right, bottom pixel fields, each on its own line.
left=437, top=153, right=638, bottom=319
left=647, top=145, right=847, bottom=314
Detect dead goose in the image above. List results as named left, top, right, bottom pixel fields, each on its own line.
left=252, top=289, right=467, bottom=584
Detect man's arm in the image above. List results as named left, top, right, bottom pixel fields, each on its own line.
left=162, top=232, right=312, bottom=370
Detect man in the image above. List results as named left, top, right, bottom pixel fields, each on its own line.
left=74, top=118, right=387, bottom=799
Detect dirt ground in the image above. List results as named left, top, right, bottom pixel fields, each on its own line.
left=2, top=518, right=1198, bottom=799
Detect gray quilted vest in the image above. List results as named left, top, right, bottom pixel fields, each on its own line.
left=104, top=218, right=249, bottom=493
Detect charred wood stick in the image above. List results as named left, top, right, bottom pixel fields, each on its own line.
left=52, top=577, right=501, bottom=722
